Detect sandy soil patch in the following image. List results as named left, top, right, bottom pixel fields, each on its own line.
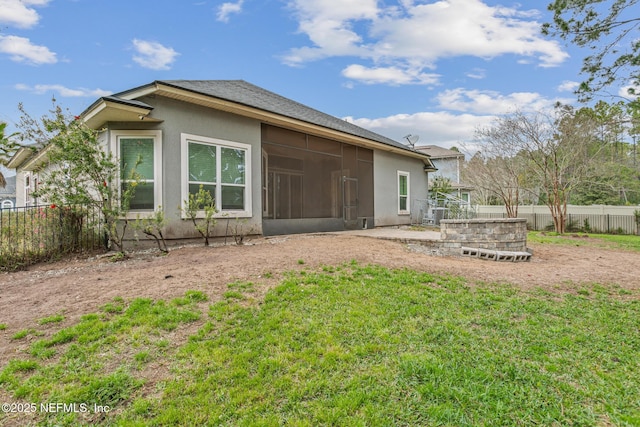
left=1, top=233, right=638, bottom=367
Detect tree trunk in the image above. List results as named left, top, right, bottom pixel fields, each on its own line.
left=503, top=188, right=519, bottom=218
left=548, top=188, right=568, bottom=234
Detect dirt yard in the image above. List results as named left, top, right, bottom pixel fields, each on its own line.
left=1, top=232, right=639, bottom=366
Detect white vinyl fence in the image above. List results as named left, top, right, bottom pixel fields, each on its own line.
left=475, top=205, right=640, bottom=235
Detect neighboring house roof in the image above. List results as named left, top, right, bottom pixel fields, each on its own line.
left=449, top=182, right=474, bottom=191
left=416, top=145, right=464, bottom=159
left=0, top=175, right=16, bottom=197
left=416, top=145, right=473, bottom=191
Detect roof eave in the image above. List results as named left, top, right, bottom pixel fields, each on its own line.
left=82, top=97, right=160, bottom=129
left=150, top=82, right=430, bottom=160
left=21, top=144, right=53, bottom=172
left=6, top=147, right=34, bottom=170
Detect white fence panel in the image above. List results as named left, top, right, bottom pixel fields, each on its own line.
left=475, top=205, right=640, bottom=234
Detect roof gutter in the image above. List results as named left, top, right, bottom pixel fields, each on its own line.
left=6, top=147, right=34, bottom=169
left=20, top=144, right=53, bottom=171
left=82, top=97, right=156, bottom=129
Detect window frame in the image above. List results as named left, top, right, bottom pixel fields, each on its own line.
left=181, top=133, right=252, bottom=218
left=24, top=172, right=37, bottom=207
left=110, top=130, right=163, bottom=214
left=397, top=170, right=410, bottom=215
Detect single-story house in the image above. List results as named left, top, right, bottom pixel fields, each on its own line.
left=9, top=80, right=436, bottom=238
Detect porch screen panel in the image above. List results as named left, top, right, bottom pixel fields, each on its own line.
left=262, top=124, right=374, bottom=221
left=342, top=144, right=357, bottom=179
left=357, top=147, right=374, bottom=217
left=263, top=143, right=304, bottom=219
left=303, top=150, right=341, bottom=218
left=308, top=135, right=342, bottom=155
left=262, top=125, right=306, bottom=148
left=357, top=159, right=374, bottom=217
left=357, top=147, right=373, bottom=162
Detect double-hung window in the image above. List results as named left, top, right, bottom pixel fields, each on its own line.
left=182, top=134, right=251, bottom=216
left=111, top=130, right=162, bottom=212
left=398, top=171, right=410, bottom=215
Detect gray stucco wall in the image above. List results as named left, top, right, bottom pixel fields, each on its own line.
left=107, top=96, right=263, bottom=239
left=103, top=95, right=431, bottom=238
left=373, top=150, right=429, bottom=227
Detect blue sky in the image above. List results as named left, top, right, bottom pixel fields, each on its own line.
left=0, top=0, right=633, bottom=167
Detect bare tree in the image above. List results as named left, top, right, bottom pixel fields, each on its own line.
left=462, top=153, right=498, bottom=205
left=472, top=118, right=535, bottom=218
left=474, top=107, right=601, bottom=233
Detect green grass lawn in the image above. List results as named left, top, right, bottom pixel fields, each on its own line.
left=1, top=264, right=639, bottom=426
left=528, top=231, right=640, bottom=251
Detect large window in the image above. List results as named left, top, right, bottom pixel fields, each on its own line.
left=181, top=134, right=251, bottom=216
left=398, top=171, right=410, bottom=215
left=111, top=130, right=162, bottom=212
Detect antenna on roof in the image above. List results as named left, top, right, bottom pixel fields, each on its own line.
left=404, top=134, right=419, bottom=149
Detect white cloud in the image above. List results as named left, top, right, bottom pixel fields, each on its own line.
left=619, top=83, right=639, bottom=100
left=15, top=83, right=112, bottom=98
left=370, top=0, right=567, bottom=66
left=217, top=0, right=244, bottom=22
left=0, top=35, right=56, bottom=65
left=131, top=39, right=179, bottom=70
left=283, top=0, right=568, bottom=85
left=345, top=110, right=496, bottom=148
left=557, top=80, right=579, bottom=92
left=435, top=88, right=569, bottom=114
left=283, top=0, right=379, bottom=64
left=344, top=86, right=574, bottom=148
left=341, top=64, right=439, bottom=85
left=0, top=0, right=50, bottom=29
left=465, top=68, right=486, bottom=80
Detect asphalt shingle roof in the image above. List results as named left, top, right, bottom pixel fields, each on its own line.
left=415, top=145, right=464, bottom=159
left=147, top=80, right=415, bottom=152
